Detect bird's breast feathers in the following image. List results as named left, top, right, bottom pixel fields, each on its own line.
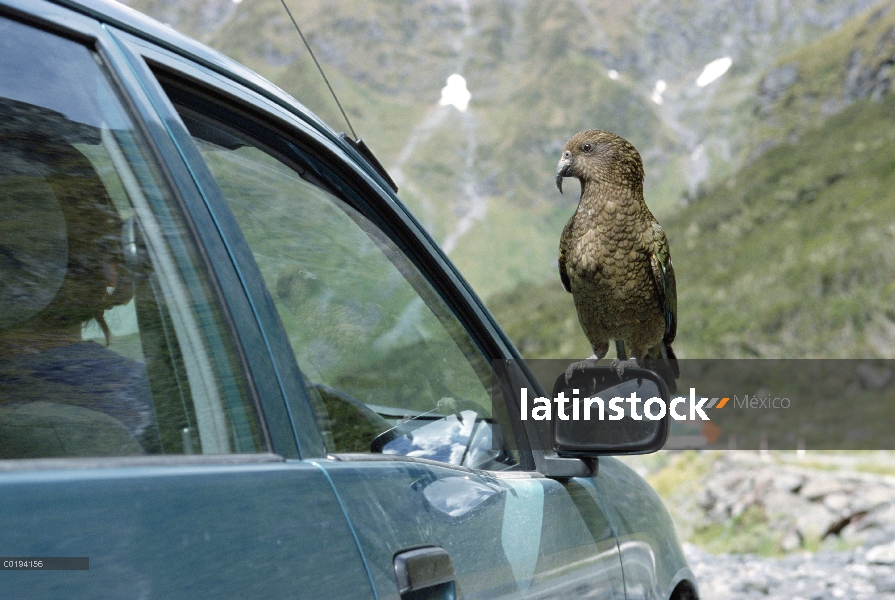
left=567, top=221, right=651, bottom=274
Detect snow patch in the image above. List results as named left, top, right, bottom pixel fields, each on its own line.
left=696, top=57, right=732, bottom=87
left=439, top=74, right=471, bottom=112
left=651, top=79, right=666, bottom=104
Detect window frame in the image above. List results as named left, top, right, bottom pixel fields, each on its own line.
left=109, top=31, right=540, bottom=469
left=166, top=101, right=517, bottom=467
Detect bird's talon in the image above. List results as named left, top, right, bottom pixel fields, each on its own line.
left=563, top=365, right=576, bottom=384
left=610, top=358, right=639, bottom=379
left=564, top=356, right=599, bottom=383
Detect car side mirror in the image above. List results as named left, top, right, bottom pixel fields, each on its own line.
left=551, top=367, right=670, bottom=456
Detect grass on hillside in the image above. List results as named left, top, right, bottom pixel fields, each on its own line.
left=672, top=95, right=895, bottom=358
left=754, top=1, right=895, bottom=155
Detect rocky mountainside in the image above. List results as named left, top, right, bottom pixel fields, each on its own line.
left=754, top=3, right=895, bottom=151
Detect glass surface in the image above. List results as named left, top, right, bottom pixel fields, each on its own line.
left=553, top=378, right=665, bottom=451
left=0, top=17, right=262, bottom=457
left=176, top=105, right=517, bottom=469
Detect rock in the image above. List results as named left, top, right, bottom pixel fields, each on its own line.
left=694, top=487, right=715, bottom=511
left=763, top=490, right=812, bottom=519
left=633, top=450, right=895, bottom=597
left=843, top=48, right=865, bottom=103
left=874, top=571, right=895, bottom=593
left=800, top=476, right=854, bottom=501
left=850, top=485, right=894, bottom=514
left=861, top=503, right=895, bottom=529
left=772, top=473, right=804, bottom=493
left=780, top=529, right=802, bottom=552
left=700, top=470, right=765, bottom=522
left=796, top=503, right=839, bottom=541
left=861, top=523, right=895, bottom=549
left=756, top=63, right=799, bottom=116
left=840, top=24, right=895, bottom=104
left=651, top=451, right=895, bottom=598
left=840, top=519, right=870, bottom=545
left=867, top=541, right=895, bottom=565
left=823, top=492, right=851, bottom=514
left=684, top=543, right=895, bottom=600
left=735, top=574, right=769, bottom=594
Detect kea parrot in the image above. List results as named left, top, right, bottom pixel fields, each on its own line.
left=556, top=129, right=679, bottom=392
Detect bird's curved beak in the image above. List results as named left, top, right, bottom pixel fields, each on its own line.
left=556, top=157, right=572, bottom=194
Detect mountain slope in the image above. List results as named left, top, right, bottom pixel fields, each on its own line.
left=752, top=2, right=895, bottom=157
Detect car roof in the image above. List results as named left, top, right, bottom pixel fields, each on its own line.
left=48, top=0, right=335, bottom=138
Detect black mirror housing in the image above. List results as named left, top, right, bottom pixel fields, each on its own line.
left=551, top=367, right=670, bottom=457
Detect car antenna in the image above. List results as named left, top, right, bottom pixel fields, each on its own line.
left=278, top=1, right=398, bottom=192
left=279, top=0, right=356, bottom=140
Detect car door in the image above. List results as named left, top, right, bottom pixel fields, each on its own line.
left=111, top=25, right=628, bottom=599
left=0, top=2, right=375, bottom=597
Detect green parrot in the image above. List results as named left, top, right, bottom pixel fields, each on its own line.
left=557, top=129, right=679, bottom=392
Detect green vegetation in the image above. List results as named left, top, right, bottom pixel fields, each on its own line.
left=754, top=2, right=895, bottom=155
left=647, top=450, right=719, bottom=498
left=121, top=0, right=895, bottom=555
left=641, top=452, right=790, bottom=557
left=636, top=450, right=888, bottom=556
left=689, top=505, right=783, bottom=557
left=122, top=0, right=720, bottom=299
left=487, top=281, right=590, bottom=358
left=854, top=461, right=895, bottom=476
left=670, top=94, right=895, bottom=359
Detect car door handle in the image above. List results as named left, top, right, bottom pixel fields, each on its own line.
left=393, top=546, right=457, bottom=600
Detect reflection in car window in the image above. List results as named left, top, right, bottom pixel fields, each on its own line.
left=170, top=102, right=517, bottom=470
left=0, top=17, right=262, bottom=458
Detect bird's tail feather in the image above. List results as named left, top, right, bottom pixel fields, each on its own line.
left=645, top=343, right=678, bottom=394
left=664, top=343, right=680, bottom=378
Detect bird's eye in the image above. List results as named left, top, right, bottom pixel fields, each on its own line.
left=582, top=143, right=593, bottom=152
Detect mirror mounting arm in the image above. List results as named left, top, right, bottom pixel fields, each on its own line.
left=532, top=451, right=597, bottom=479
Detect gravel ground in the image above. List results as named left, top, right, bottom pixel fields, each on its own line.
left=685, top=532, right=895, bottom=599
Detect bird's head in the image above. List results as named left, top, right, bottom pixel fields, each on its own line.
left=556, top=130, right=644, bottom=194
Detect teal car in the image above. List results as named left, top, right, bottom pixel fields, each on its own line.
left=0, top=0, right=697, bottom=597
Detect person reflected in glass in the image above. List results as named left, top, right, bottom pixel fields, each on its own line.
left=0, top=131, right=160, bottom=456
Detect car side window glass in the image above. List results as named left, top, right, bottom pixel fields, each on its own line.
left=0, top=17, right=263, bottom=458
left=166, top=96, right=518, bottom=471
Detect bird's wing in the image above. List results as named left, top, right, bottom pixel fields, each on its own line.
left=558, top=217, right=573, bottom=293
left=649, top=222, right=677, bottom=345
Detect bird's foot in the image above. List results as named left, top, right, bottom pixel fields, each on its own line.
left=609, top=357, right=640, bottom=379
left=565, top=355, right=600, bottom=383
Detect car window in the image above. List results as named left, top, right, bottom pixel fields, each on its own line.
left=0, top=17, right=263, bottom=458
left=162, top=92, right=519, bottom=470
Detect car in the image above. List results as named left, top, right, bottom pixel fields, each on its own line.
left=0, top=0, right=698, bottom=598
